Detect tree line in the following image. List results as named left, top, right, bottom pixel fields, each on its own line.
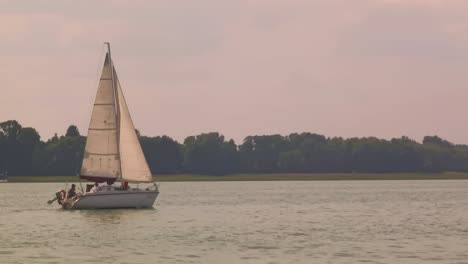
left=1, top=120, right=468, bottom=176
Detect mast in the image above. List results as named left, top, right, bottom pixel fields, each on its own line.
left=105, top=42, right=122, bottom=180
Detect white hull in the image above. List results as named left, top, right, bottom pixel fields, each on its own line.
left=66, top=190, right=159, bottom=209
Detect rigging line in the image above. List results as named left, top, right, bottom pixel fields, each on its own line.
left=79, top=178, right=84, bottom=193
left=94, top=44, right=107, bottom=89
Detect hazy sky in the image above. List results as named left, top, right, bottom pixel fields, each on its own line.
left=1, top=0, right=468, bottom=144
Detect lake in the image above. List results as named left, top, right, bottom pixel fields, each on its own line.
left=1, top=181, right=468, bottom=264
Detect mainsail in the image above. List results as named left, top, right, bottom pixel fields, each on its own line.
left=80, top=53, right=120, bottom=182
left=80, top=49, right=152, bottom=183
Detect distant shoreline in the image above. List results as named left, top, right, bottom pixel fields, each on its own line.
left=6, top=172, right=468, bottom=182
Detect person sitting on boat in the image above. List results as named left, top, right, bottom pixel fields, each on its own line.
left=101, top=180, right=115, bottom=191
left=90, top=182, right=100, bottom=193
left=67, top=184, right=77, bottom=199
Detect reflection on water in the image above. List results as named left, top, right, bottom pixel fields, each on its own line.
left=1, top=181, right=468, bottom=263
left=78, top=208, right=156, bottom=225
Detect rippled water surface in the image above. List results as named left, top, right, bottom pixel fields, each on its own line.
left=2, top=181, right=468, bottom=263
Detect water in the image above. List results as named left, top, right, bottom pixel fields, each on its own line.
left=1, top=181, right=468, bottom=264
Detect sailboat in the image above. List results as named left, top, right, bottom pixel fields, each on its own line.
left=52, top=43, right=159, bottom=209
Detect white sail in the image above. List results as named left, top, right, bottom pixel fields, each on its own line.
left=115, top=76, right=153, bottom=183
left=80, top=53, right=120, bottom=180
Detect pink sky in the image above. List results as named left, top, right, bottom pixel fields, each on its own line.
left=1, top=0, right=468, bottom=144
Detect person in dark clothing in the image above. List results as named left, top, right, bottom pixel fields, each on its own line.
left=67, top=184, right=77, bottom=199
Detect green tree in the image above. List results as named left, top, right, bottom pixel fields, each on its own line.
left=140, top=136, right=183, bottom=174
left=278, top=149, right=303, bottom=172
left=0, top=121, right=23, bottom=175
left=0, top=120, right=22, bottom=140
left=38, top=136, right=85, bottom=176
left=65, top=125, right=80, bottom=137
left=184, top=132, right=239, bottom=175
left=17, top=127, right=41, bottom=175
left=239, top=135, right=288, bottom=172
left=3, top=118, right=468, bottom=176
left=0, top=121, right=42, bottom=175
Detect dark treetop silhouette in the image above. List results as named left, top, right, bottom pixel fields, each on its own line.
left=1, top=120, right=468, bottom=176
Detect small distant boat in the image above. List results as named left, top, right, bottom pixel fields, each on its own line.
left=0, top=171, right=7, bottom=183
left=50, top=43, right=159, bottom=209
